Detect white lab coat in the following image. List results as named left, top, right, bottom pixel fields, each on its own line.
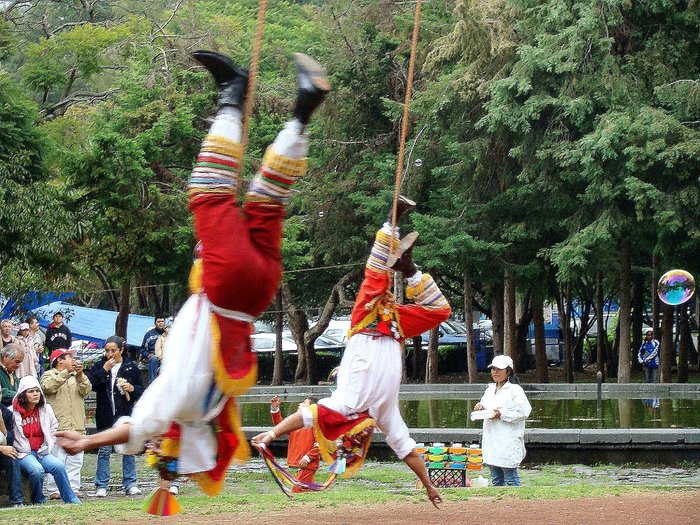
left=478, top=381, right=531, bottom=468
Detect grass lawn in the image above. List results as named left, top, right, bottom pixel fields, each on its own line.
left=2, top=455, right=699, bottom=524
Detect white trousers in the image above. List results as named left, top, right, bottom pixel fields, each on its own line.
left=46, top=444, right=84, bottom=493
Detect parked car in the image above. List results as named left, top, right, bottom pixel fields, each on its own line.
left=251, top=331, right=346, bottom=353
left=250, top=332, right=297, bottom=353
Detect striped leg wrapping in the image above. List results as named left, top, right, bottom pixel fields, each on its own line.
left=188, top=135, right=243, bottom=202
left=246, top=147, right=307, bottom=206
left=366, top=227, right=399, bottom=274
left=406, top=273, right=450, bottom=309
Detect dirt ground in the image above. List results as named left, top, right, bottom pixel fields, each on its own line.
left=108, top=491, right=700, bottom=525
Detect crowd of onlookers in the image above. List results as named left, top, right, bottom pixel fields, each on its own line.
left=0, top=312, right=172, bottom=507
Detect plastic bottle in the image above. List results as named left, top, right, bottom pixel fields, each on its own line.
left=473, top=475, right=489, bottom=488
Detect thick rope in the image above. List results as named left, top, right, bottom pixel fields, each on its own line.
left=239, top=0, right=269, bottom=178
left=388, top=0, right=423, bottom=285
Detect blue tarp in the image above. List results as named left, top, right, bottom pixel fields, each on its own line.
left=32, top=301, right=156, bottom=348
left=0, top=291, right=75, bottom=319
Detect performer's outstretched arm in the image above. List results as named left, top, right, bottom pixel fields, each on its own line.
left=56, top=424, right=131, bottom=455
left=251, top=411, right=304, bottom=446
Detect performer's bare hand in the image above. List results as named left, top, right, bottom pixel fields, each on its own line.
left=251, top=431, right=273, bottom=447
left=299, top=456, right=310, bottom=468
left=474, top=402, right=483, bottom=410
left=103, top=358, right=117, bottom=371
left=56, top=430, right=91, bottom=455
left=427, top=485, right=442, bottom=509
left=270, top=395, right=281, bottom=409
left=121, top=381, right=134, bottom=393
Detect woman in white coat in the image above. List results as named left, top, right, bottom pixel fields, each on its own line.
left=473, top=355, right=531, bottom=486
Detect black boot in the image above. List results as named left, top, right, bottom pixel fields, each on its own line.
left=387, top=231, right=419, bottom=278
left=193, top=50, right=249, bottom=109
left=387, top=195, right=416, bottom=223
left=293, top=53, right=331, bottom=125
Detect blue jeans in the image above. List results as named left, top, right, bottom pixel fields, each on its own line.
left=0, top=454, right=24, bottom=504
left=95, top=445, right=137, bottom=490
left=19, top=452, right=80, bottom=503
left=643, top=366, right=659, bottom=383
left=489, top=465, right=521, bottom=486
left=148, top=354, right=160, bottom=383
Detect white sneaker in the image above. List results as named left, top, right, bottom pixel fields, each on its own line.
left=95, top=488, right=108, bottom=497
left=126, top=486, right=142, bottom=496
left=168, top=485, right=179, bottom=495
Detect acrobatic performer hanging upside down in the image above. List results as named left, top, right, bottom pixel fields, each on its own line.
left=57, top=50, right=330, bottom=497
left=252, top=198, right=451, bottom=506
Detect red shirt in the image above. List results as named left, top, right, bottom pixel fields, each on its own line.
left=15, top=403, right=44, bottom=451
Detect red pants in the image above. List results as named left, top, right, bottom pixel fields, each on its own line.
left=190, top=197, right=284, bottom=317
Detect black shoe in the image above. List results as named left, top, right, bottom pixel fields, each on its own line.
left=387, top=231, right=419, bottom=277
left=193, top=50, right=249, bottom=109
left=292, top=53, right=331, bottom=125
left=387, top=195, right=417, bottom=223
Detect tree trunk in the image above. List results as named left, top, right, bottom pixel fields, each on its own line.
left=426, top=327, right=439, bottom=383
left=659, top=303, right=674, bottom=383
left=271, top=289, right=284, bottom=386
left=532, top=296, right=548, bottom=383
left=677, top=306, right=690, bottom=383
left=464, top=274, right=477, bottom=384
left=697, top=294, right=700, bottom=368
left=515, top=293, right=532, bottom=373
left=115, top=279, right=130, bottom=339
left=631, top=272, right=644, bottom=373
left=411, top=336, right=425, bottom=381
left=491, top=282, right=504, bottom=356
left=557, top=283, right=574, bottom=383
left=652, top=255, right=660, bottom=336
left=304, top=341, right=319, bottom=385
left=617, top=238, right=632, bottom=383
left=503, top=268, right=516, bottom=361
left=161, top=284, right=170, bottom=315
left=595, top=273, right=606, bottom=382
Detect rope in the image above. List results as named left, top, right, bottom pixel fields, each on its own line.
left=239, top=0, right=269, bottom=177
left=388, top=0, right=423, bottom=285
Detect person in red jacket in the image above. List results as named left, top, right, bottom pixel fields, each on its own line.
left=253, top=197, right=450, bottom=506
left=270, top=395, right=319, bottom=491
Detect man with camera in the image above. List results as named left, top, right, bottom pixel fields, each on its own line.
left=40, top=348, right=91, bottom=498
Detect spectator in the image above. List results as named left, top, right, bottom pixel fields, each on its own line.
left=1, top=344, right=25, bottom=406
left=26, top=316, right=46, bottom=376
left=87, top=336, right=143, bottom=497
left=638, top=329, right=660, bottom=383
left=0, top=402, right=24, bottom=506
left=1, top=319, right=15, bottom=347
left=45, top=312, right=72, bottom=354
left=41, top=349, right=91, bottom=499
left=140, top=316, right=165, bottom=384
left=473, top=355, right=531, bottom=487
left=270, top=395, right=319, bottom=491
left=11, top=376, right=80, bottom=504
left=15, top=323, right=39, bottom=379
left=153, top=323, right=171, bottom=365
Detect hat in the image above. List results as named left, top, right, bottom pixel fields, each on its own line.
left=488, top=355, right=514, bottom=370
left=18, top=323, right=29, bottom=330
left=53, top=311, right=64, bottom=317
left=50, top=348, right=74, bottom=364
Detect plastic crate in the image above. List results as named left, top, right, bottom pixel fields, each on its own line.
left=428, top=468, right=467, bottom=488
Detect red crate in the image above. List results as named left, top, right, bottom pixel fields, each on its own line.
left=428, top=468, right=467, bottom=488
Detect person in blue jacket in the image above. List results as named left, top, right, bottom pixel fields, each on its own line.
left=86, top=336, right=144, bottom=497
left=139, top=316, right=166, bottom=384
left=638, top=329, right=660, bottom=383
